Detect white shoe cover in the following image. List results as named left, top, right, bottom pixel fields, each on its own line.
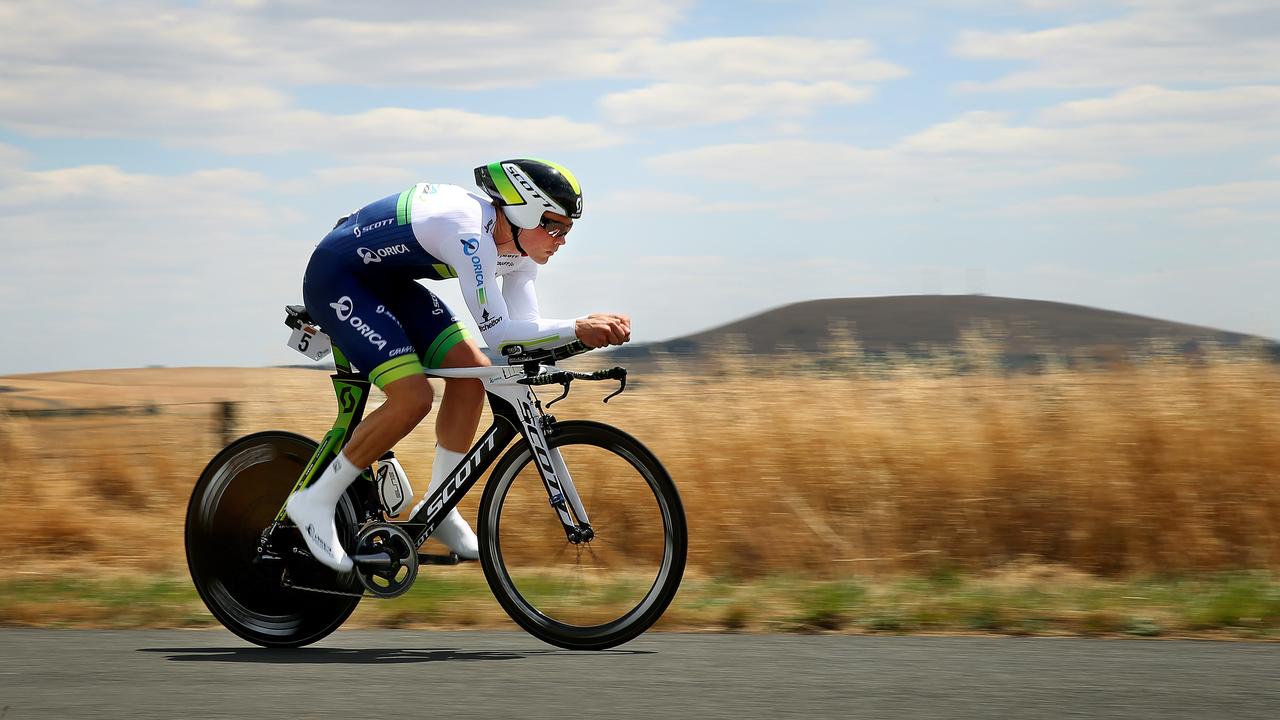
left=433, top=508, right=479, bottom=560
left=286, top=487, right=353, bottom=572
left=423, top=445, right=479, bottom=560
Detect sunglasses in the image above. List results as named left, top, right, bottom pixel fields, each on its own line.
left=539, top=216, right=573, bottom=237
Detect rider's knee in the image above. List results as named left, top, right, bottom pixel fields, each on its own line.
left=399, top=393, right=435, bottom=425
left=383, top=376, right=434, bottom=425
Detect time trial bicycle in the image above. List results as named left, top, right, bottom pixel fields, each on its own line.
left=185, top=305, right=687, bottom=650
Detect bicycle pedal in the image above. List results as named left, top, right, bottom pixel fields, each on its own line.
left=418, top=553, right=474, bottom=565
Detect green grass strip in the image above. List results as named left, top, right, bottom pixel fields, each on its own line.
left=2, top=571, right=1279, bottom=636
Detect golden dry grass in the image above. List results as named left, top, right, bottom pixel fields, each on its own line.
left=1, top=346, right=1278, bottom=583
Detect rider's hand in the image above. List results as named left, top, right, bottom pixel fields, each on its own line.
left=576, top=313, right=631, bottom=348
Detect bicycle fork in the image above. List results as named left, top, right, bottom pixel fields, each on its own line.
left=503, top=383, right=595, bottom=543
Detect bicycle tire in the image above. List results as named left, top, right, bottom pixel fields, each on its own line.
left=185, top=431, right=361, bottom=648
left=478, top=420, right=687, bottom=650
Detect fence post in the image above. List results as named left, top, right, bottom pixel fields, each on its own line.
left=219, top=401, right=238, bottom=445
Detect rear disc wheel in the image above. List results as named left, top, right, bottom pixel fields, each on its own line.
left=185, top=431, right=361, bottom=648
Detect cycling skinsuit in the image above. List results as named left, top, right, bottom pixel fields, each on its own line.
left=302, top=183, right=578, bottom=388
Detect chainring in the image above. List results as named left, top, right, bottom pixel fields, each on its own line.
left=353, top=522, right=419, bottom=598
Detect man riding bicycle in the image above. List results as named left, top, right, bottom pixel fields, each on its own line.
left=287, top=159, right=631, bottom=571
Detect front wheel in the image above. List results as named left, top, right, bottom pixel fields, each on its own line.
left=478, top=421, right=687, bottom=650
left=185, top=431, right=362, bottom=648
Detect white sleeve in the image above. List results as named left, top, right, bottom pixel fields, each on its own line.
left=433, top=236, right=577, bottom=352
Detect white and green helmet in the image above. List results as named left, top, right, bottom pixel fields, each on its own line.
left=474, top=159, right=583, bottom=230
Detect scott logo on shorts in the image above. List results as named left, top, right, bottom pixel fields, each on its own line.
left=357, top=244, right=410, bottom=265
left=353, top=218, right=394, bottom=238
left=328, top=296, right=387, bottom=350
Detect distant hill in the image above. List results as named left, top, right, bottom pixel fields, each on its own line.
left=607, top=295, right=1277, bottom=363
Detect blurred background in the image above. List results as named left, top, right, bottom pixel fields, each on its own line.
left=1, top=0, right=1278, bottom=636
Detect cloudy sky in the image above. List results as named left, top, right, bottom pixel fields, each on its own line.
left=2, top=0, right=1277, bottom=374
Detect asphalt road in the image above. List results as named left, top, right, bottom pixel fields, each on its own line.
left=0, top=630, right=1277, bottom=719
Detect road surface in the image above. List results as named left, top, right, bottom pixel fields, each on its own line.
left=0, top=630, right=1277, bottom=719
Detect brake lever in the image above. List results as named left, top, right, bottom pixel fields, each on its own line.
left=602, top=374, right=627, bottom=403
left=546, top=380, right=573, bottom=407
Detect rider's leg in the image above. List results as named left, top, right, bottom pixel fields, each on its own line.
left=286, top=374, right=434, bottom=571
left=435, top=340, right=489, bottom=450
left=342, top=374, right=434, bottom=467
left=412, top=340, right=489, bottom=559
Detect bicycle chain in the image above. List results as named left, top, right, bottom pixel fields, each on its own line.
left=280, top=574, right=369, bottom=598
left=272, top=518, right=385, bottom=598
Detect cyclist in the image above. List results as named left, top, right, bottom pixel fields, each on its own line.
left=286, top=159, right=631, bottom=571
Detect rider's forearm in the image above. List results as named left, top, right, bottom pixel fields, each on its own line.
left=487, top=316, right=579, bottom=353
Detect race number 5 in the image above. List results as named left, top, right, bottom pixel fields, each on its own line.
left=287, top=325, right=333, bottom=361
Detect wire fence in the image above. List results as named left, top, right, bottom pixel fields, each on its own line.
left=0, top=400, right=272, bottom=459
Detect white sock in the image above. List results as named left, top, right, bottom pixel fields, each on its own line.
left=313, top=451, right=362, bottom=504
left=421, top=445, right=478, bottom=559
left=429, top=446, right=466, bottom=496
left=286, top=450, right=361, bottom=571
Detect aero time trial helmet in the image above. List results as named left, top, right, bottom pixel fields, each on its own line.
left=473, top=159, right=583, bottom=230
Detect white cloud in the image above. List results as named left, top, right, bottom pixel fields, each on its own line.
left=1028, top=162, right=1136, bottom=182
left=592, top=189, right=757, bottom=215
left=648, top=137, right=1133, bottom=208
left=0, top=1, right=663, bottom=154
left=900, top=84, right=1280, bottom=160
left=0, top=0, right=692, bottom=89
left=896, top=111, right=1066, bottom=156
left=279, top=165, right=421, bottom=195
left=953, top=0, right=1280, bottom=90
left=1178, top=206, right=1280, bottom=228
left=0, top=68, right=622, bottom=159
left=599, top=82, right=873, bottom=127
left=0, top=157, right=309, bottom=372
left=651, top=141, right=872, bottom=185
left=0, top=143, right=28, bottom=184
left=0, top=3, right=906, bottom=138
left=1039, top=85, right=1280, bottom=124
left=594, top=35, right=904, bottom=128
left=1002, top=181, right=1280, bottom=216
left=0, top=2, right=902, bottom=99
left=0, top=164, right=270, bottom=218
left=646, top=82, right=1280, bottom=208
left=611, top=36, right=907, bottom=84
left=203, top=108, right=622, bottom=159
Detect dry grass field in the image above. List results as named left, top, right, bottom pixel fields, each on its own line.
left=1, top=343, right=1278, bottom=634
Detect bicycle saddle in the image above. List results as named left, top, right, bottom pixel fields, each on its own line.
left=285, top=304, right=317, bottom=331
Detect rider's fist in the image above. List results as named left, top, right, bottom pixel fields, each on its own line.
left=576, top=313, right=631, bottom=348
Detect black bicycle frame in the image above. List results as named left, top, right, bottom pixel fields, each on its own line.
left=396, top=395, right=521, bottom=548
